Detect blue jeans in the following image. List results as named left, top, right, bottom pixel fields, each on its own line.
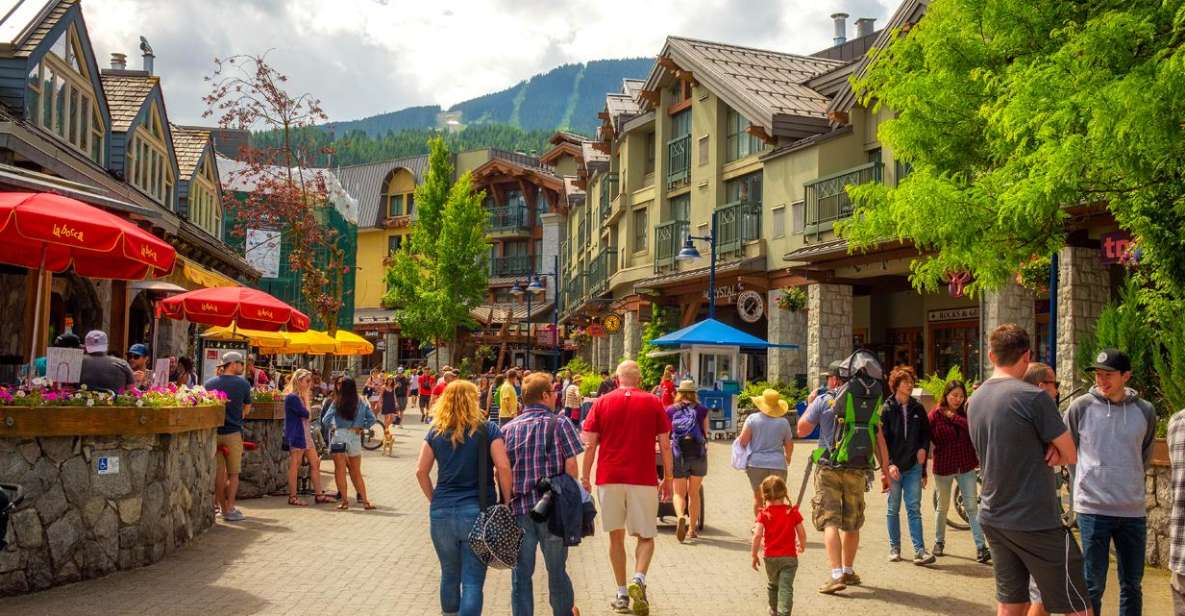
left=511, top=514, right=574, bottom=616
left=886, top=462, right=925, bottom=553
left=1078, top=513, right=1146, bottom=616
left=934, top=470, right=985, bottom=549
left=430, top=504, right=488, bottom=616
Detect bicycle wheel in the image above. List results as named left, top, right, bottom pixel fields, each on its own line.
left=361, top=423, right=384, bottom=451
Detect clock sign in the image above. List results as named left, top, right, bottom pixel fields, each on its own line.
left=737, top=290, right=765, bottom=323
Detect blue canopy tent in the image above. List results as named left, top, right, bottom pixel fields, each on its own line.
left=650, top=318, right=797, bottom=437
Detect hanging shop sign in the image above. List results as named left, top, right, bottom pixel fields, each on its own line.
left=587, top=324, right=606, bottom=337
left=603, top=313, right=623, bottom=333
left=1101, top=230, right=1139, bottom=266
left=737, top=290, right=765, bottom=323
left=537, top=324, right=558, bottom=346
left=928, top=307, right=980, bottom=323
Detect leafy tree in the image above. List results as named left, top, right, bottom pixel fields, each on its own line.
left=434, top=171, right=491, bottom=360
left=636, top=305, right=679, bottom=389
left=841, top=0, right=1185, bottom=299
left=1075, top=276, right=1157, bottom=398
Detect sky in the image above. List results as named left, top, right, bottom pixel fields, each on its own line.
left=82, top=0, right=896, bottom=126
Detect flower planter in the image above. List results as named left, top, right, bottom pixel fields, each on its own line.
left=1150, top=437, right=1170, bottom=467
left=244, top=399, right=283, bottom=421
left=238, top=400, right=287, bottom=498
left=0, top=404, right=224, bottom=438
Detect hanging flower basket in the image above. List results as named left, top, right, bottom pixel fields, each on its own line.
left=776, top=287, right=808, bottom=312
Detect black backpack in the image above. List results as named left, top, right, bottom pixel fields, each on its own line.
left=814, top=350, right=885, bottom=470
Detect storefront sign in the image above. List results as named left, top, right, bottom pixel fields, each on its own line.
left=537, top=325, right=558, bottom=346
left=702, top=283, right=743, bottom=304
left=928, top=307, right=979, bottom=322
left=1101, top=230, right=1137, bottom=265
left=737, top=290, right=765, bottom=323
left=587, top=324, right=606, bottom=338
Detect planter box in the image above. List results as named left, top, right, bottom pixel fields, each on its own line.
left=244, top=399, right=283, bottom=421
left=1150, top=437, right=1170, bottom=467
left=0, top=404, right=224, bottom=438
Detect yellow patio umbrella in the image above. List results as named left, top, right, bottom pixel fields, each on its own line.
left=333, top=330, right=374, bottom=356
left=280, top=330, right=338, bottom=355
left=202, top=325, right=287, bottom=349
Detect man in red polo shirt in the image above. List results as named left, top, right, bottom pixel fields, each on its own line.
left=581, top=360, right=673, bottom=616
left=427, top=371, right=455, bottom=417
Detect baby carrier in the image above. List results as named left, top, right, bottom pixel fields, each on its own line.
left=813, top=349, right=885, bottom=470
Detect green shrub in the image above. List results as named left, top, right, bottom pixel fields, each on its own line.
left=564, top=357, right=592, bottom=376
left=737, top=380, right=805, bottom=411
left=917, top=365, right=969, bottom=401
left=579, top=375, right=603, bottom=397
left=1075, top=276, right=1156, bottom=398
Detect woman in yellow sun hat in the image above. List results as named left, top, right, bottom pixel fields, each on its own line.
left=738, top=388, right=796, bottom=517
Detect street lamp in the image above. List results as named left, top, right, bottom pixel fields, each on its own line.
left=510, top=278, right=531, bottom=370
left=676, top=210, right=718, bottom=320
left=522, top=255, right=563, bottom=372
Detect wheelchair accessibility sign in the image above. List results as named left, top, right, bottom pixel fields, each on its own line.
left=97, top=455, right=119, bottom=475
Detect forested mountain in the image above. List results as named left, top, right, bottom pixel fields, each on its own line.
left=325, top=57, right=654, bottom=138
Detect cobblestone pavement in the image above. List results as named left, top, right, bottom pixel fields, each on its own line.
left=5, top=417, right=1173, bottom=615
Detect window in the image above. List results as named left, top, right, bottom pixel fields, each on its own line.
left=387, top=234, right=403, bottom=254
left=790, top=200, right=805, bottom=234
left=698, top=135, right=709, bottom=166
left=725, top=107, right=764, bottom=162
left=25, top=25, right=104, bottom=163
left=725, top=171, right=762, bottom=206
left=671, top=109, right=691, bottom=139
left=188, top=152, right=222, bottom=238
left=670, top=194, right=690, bottom=221
left=125, top=102, right=174, bottom=207
left=644, top=132, right=656, bottom=175
left=772, top=206, right=785, bottom=238
left=868, top=147, right=883, bottom=165
left=633, top=208, right=648, bottom=252
left=387, top=193, right=413, bottom=218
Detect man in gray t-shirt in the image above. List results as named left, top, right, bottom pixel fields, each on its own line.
left=969, top=324, right=1088, bottom=616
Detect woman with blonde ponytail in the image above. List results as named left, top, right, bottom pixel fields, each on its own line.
left=284, top=369, right=330, bottom=506
left=415, top=379, right=512, bottom=615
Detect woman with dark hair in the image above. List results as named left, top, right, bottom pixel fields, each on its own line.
left=322, top=377, right=377, bottom=510
left=172, top=356, right=197, bottom=387
left=928, top=379, right=989, bottom=564
left=881, top=365, right=934, bottom=565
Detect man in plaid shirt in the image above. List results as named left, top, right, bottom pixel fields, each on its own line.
left=1169, top=408, right=1185, bottom=614
left=503, top=372, right=583, bottom=616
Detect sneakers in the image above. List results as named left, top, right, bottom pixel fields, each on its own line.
left=888, top=546, right=902, bottom=562
left=976, top=546, right=992, bottom=564
left=913, top=549, right=936, bottom=565
left=221, top=508, right=245, bottom=522
left=627, top=578, right=649, bottom=616
left=817, top=576, right=847, bottom=594
left=611, top=595, right=630, bottom=614
left=932, top=541, right=945, bottom=557
left=676, top=516, right=688, bottom=543
left=843, top=571, right=861, bottom=586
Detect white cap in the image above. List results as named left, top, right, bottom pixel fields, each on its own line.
left=84, top=330, right=108, bottom=354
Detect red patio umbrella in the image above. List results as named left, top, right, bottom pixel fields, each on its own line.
left=0, top=192, right=176, bottom=378
left=158, top=287, right=310, bottom=332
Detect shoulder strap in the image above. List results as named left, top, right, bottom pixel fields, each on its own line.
left=477, top=423, right=489, bottom=510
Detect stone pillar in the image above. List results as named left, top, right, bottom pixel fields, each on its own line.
left=609, top=329, right=623, bottom=367
left=1057, top=246, right=1109, bottom=395
left=767, top=289, right=807, bottom=385
left=540, top=213, right=562, bottom=304
left=592, top=335, right=606, bottom=371
left=622, top=310, right=643, bottom=360
left=981, top=280, right=1036, bottom=380
left=806, top=284, right=852, bottom=387
left=383, top=333, right=399, bottom=371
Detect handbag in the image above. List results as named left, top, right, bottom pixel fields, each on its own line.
left=467, top=424, right=523, bottom=569
left=730, top=436, right=751, bottom=471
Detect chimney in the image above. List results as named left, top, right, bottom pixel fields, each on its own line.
left=109, top=52, right=127, bottom=70
left=139, top=36, right=154, bottom=75
left=856, top=17, right=876, bottom=38
left=831, top=12, right=849, bottom=46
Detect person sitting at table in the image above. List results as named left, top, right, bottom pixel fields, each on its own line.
left=127, top=343, right=150, bottom=388
left=79, top=330, right=133, bottom=393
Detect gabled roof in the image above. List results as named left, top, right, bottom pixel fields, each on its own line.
left=170, top=124, right=211, bottom=179
left=470, top=156, right=564, bottom=193
left=643, top=36, right=846, bottom=140
left=100, top=72, right=157, bottom=131
left=549, top=130, right=587, bottom=146
left=0, top=0, right=61, bottom=54
left=334, top=155, right=429, bottom=228
left=829, top=0, right=929, bottom=116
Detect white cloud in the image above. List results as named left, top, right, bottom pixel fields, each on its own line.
left=81, top=0, right=896, bottom=126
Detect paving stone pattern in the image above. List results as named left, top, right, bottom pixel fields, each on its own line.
left=3, top=415, right=1171, bottom=615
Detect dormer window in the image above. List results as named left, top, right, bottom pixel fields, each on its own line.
left=25, top=25, right=104, bottom=163
left=189, top=152, right=221, bottom=238
left=126, top=102, right=175, bottom=207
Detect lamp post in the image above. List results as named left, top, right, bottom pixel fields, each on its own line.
left=513, top=255, right=562, bottom=372
left=510, top=276, right=532, bottom=370
left=676, top=210, right=718, bottom=320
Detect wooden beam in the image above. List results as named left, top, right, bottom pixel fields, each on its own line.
left=638, top=90, right=660, bottom=106
left=746, top=124, right=776, bottom=146
left=827, top=111, right=850, bottom=125
left=657, top=56, right=680, bottom=72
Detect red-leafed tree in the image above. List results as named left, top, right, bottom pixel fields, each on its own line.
left=203, top=53, right=349, bottom=336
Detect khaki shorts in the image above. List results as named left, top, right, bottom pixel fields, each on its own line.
left=216, top=432, right=244, bottom=475
left=746, top=467, right=787, bottom=491
left=598, top=484, right=659, bottom=538
left=810, top=466, right=866, bottom=532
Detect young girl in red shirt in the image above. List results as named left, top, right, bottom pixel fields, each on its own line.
left=751, top=475, right=807, bottom=616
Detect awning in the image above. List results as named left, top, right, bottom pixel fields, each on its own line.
left=651, top=318, right=798, bottom=350
left=201, top=325, right=287, bottom=349
left=173, top=256, right=241, bottom=289
left=333, top=330, right=375, bottom=356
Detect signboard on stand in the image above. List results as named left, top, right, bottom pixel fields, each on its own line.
left=199, top=338, right=249, bottom=383
left=45, top=347, right=83, bottom=384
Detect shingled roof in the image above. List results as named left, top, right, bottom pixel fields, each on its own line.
left=829, top=0, right=929, bottom=116
left=100, top=72, right=156, bottom=131
left=334, top=155, right=429, bottom=229
left=0, top=0, right=68, bottom=56
left=643, top=36, right=846, bottom=141
left=170, top=125, right=210, bottom=179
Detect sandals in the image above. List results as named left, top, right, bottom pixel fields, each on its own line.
left=288, top=496, right=307, bottom=507
left=336, top=500, right=349, bottom=511
left=314, top=494, right=334, bottom=504
left=362, top=501, right=376, bottom=511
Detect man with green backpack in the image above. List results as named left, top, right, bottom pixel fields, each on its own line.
left=797, top=352, right=892, bottom=595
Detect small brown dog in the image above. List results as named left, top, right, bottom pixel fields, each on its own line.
left=381, top=426, right=395, bottom=456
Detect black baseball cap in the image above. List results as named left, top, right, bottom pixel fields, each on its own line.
left=1086, top=348, right=1131, bottom=373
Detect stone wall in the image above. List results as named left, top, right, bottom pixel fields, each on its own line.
left=767, top=289, right=806, bottom=385
left=1146, top=462, right=1172, bottom=568
left=0, top=429, right=216, bottom=595
left=237, top=419, right=287, bottom=499
left=622, top=311, right=642, bottom=360
left=806, top=284, right=852, bottom=387
left=1057, top=246, right=1109, bottom=396
left=608, top=330, right=623, bottom=367
left=981, top=281, right=1036, bottom=380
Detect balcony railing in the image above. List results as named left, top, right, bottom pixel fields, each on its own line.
left=489, top=255, right=533, bottom=278
left=803, top=162, right=883, bottom=236
left=563, top=274, right=584, bottom=313
left=666, top=134, right=690, bottom=189
left=588, top=248, right=619, bottom=296
left=654, top=219, right=689, bottom=270
left=487, top=206, right=530, bottom=232
left=599, top=172, right=619, bottom=221
left=716, top=200, right=762, bottom=256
